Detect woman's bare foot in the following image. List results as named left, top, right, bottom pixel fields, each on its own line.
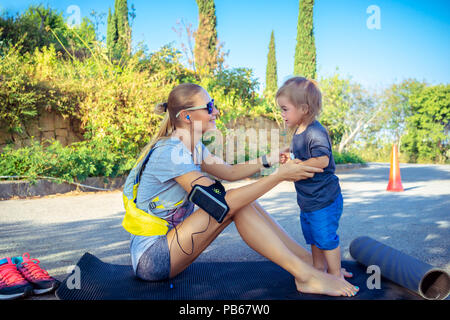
left=295, top=269, right=359, bottom=297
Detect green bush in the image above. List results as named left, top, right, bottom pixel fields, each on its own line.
left=401, top=84, right=449, bottom=163
left=333, top=150, right=365, bottom=164
left=0, top=138, right=135, bottom=183
left=0, top=44, right=82, bottom=135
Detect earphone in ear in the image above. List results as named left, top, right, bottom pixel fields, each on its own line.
left=186, top=115, right=190, bottom=120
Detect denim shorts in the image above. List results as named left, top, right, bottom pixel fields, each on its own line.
left=300, top=193, right=343, bottom=250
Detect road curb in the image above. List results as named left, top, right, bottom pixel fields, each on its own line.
left=0, top=163, right=368, bottom=200
left=335, top=162, right=369, bottom=172
left=0, top=176, right=126, bottom=200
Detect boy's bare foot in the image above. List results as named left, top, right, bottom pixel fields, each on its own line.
left=295, top=270, right=359, bottom=297
left=312, top=267, right=352, bottom=278
left=342, top=268, right=353, bottom=278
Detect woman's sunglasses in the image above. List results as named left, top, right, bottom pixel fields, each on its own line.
left=176, top=99, right=216, bottom=118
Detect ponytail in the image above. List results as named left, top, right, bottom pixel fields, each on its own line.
left=137, top=83, right=204, bottom=161
left=137, top=102, right=174, bottom=161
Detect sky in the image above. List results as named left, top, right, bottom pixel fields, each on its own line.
left=1, top=0, right=449, bottom=92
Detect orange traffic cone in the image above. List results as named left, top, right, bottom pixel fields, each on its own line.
left=386, top=143, right=404, bottom=192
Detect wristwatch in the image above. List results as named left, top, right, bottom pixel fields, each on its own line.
left=261, top=154, right=271, bottom=168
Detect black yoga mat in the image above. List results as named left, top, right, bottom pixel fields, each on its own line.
left=55, top=252, right=423, bottom=300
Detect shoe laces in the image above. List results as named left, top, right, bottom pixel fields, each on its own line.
left=18, top=253, right=52, bottom=281
left=0, top=258, right=26, bottom=287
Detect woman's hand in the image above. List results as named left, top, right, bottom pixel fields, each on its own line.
left=275, top=159, right=323, bottom=182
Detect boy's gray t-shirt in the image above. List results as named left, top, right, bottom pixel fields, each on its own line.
left=290, top=120, right=341, bottom=212
left=130, top=137, right=211, bottom=273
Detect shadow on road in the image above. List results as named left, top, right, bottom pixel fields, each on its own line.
left=0, top=210, right=130, bottom=277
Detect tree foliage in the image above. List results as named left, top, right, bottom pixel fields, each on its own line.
left=319, top=73, right=382, bottom=153
left=106, top=8, right=117, bottom=57
left=294, top=0, right=316, bottom=79
left=382, top=79, right=426, bottom=142
left=402, top=84, right=449, bottom=163
left=265, top=30, right=278, bottom=95
left=194, top=0, right=222, bottom=76
left=0, top=5, right=96, bottom=58
left=106, top=0, right=131, bottom=59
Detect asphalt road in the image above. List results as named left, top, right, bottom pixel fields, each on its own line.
left=1, top=162, right=449, bottom=300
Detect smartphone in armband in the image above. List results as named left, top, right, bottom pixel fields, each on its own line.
left=188, top=182, right=229, bottom=223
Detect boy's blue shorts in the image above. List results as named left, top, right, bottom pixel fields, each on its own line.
left=300, top=193, right=343, bottom=251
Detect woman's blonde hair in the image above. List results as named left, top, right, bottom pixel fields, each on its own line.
left=276, top=77, right=322, bottom=125
left=138, top=83, right=204, bottom=159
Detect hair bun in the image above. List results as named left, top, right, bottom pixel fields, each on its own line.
left=155, top=102, right=168, bottom=115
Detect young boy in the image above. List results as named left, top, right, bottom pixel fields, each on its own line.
left=277, top=77, right=349, bottom=279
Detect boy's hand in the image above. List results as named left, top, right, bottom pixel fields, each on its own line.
left=279, top=153, right=290, bottom=164
left=279, top=146, right=291, bottom=164
left=267, top=146, right=291, bottom=165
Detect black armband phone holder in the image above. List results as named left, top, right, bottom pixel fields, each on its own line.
left=188, top=180, right=229, bottom=223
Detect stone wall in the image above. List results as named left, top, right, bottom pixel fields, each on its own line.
left=209, top=116, right=291, bottom=162
left=0, top=112, right=286, bottom=156
left=0, top=111, right=83, bottom=150
left=225, top=116, right=290, bottom=145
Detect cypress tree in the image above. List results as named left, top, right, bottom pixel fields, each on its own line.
left=294, top=0, right=316, bottom=79
left=106, top=0, right=131, bottom=58
left=194, top=0, right=218, bottom=76
left=265, top=30, right=278, bottom=95
left=115, top=0, right=131, bottom=55
left=106, top=7, right=117, bottom=56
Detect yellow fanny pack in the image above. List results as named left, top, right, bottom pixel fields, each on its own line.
left=122, top=147, right=178, bottom=236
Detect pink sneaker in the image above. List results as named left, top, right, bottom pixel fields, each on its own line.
left=0, top=257, right=33, bottom=300
left=15, top=253, right=59, bottom=295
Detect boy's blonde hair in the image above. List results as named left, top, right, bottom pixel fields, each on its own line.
left=276, top=77, right=322, bottom=125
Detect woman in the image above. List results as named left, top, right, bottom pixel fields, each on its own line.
left=122, top=83, right=358, bottom=297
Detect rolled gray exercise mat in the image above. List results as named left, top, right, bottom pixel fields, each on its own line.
left=349, top=236, right=450, bottom=300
